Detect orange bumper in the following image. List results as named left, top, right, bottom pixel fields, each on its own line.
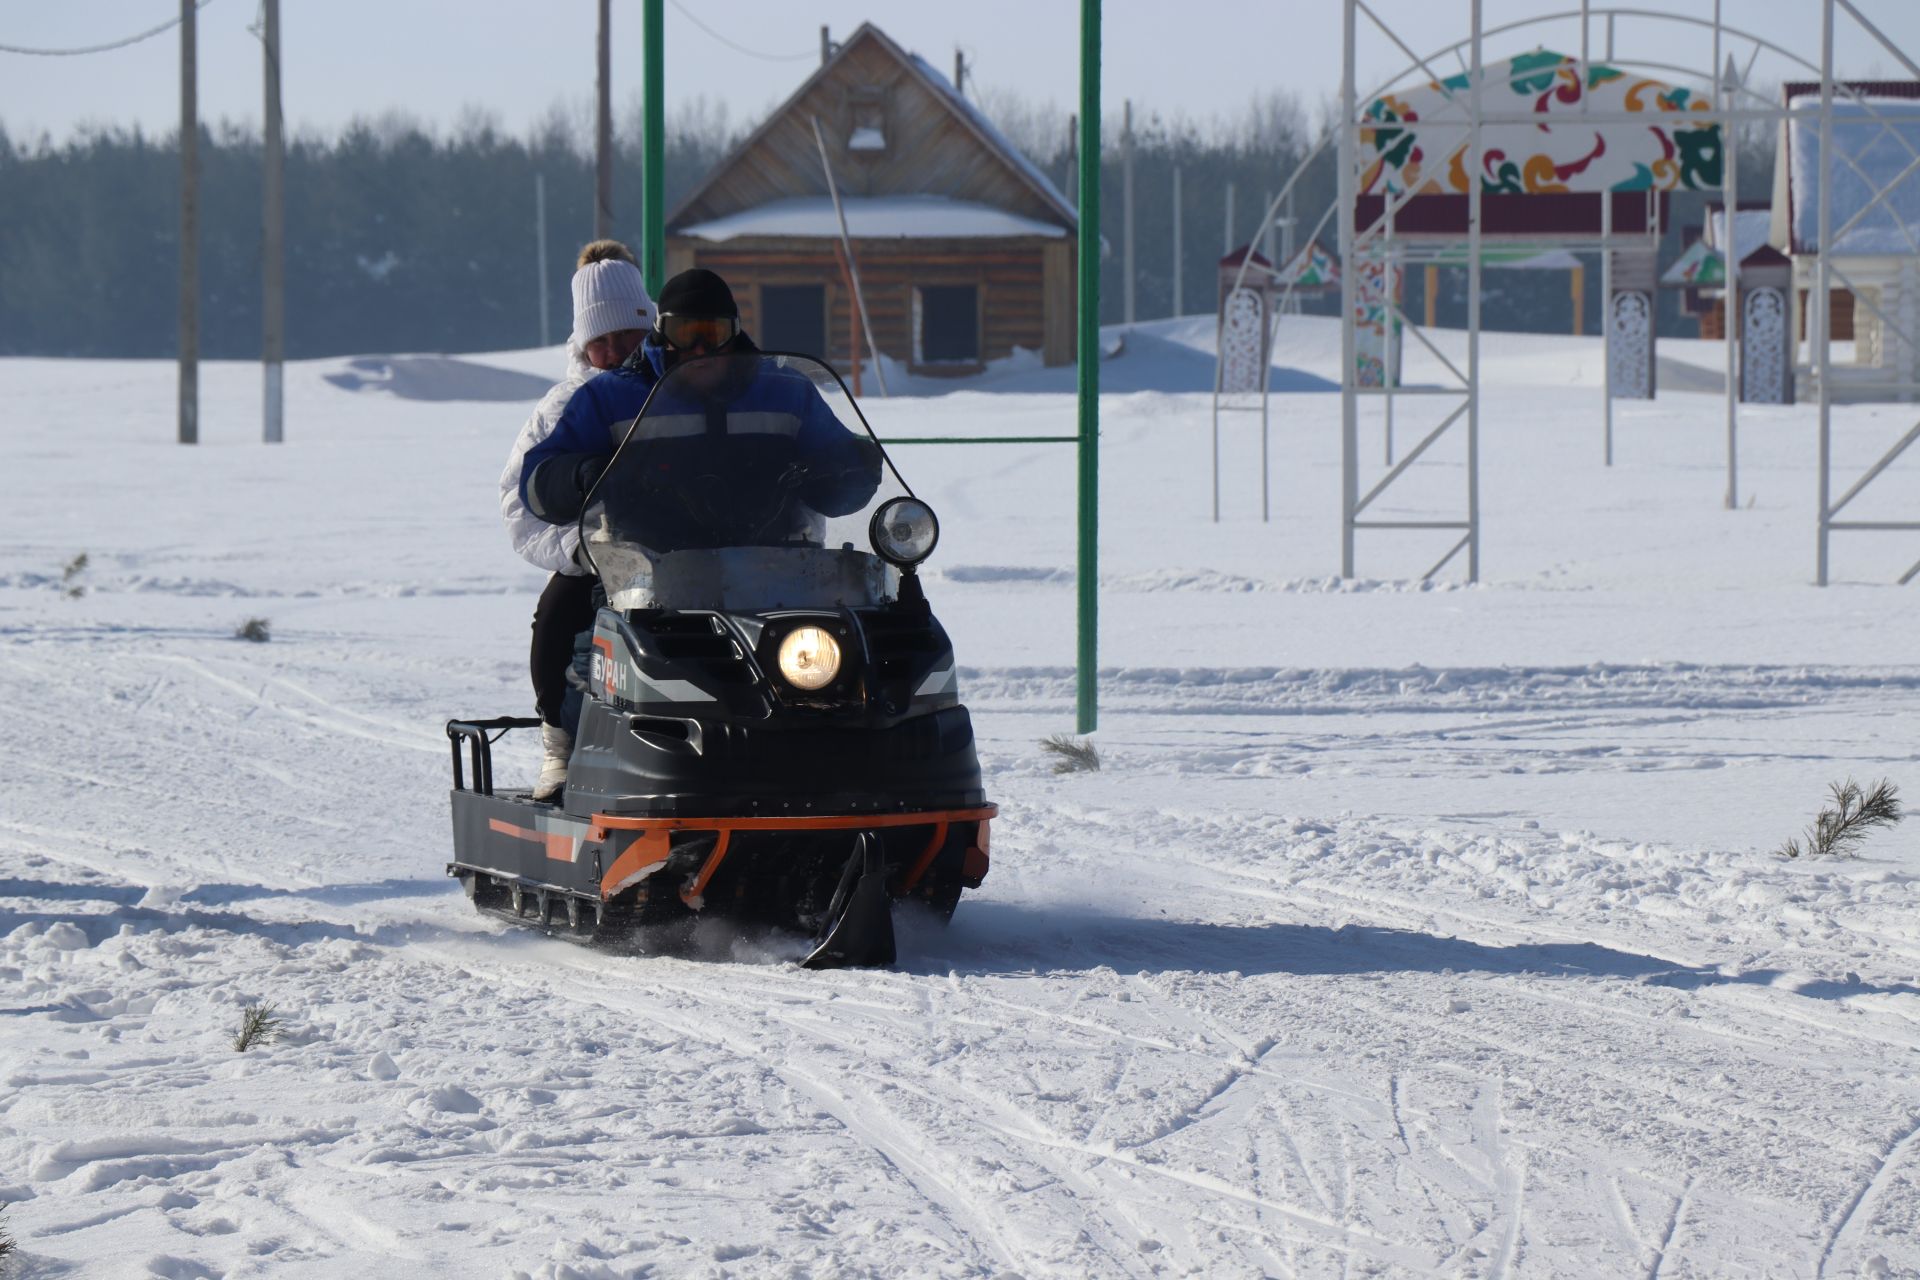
left=591, top=805, right=997, bottom=904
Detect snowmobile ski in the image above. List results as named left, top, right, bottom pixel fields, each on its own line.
left=802, top=832, right=896, bottom=969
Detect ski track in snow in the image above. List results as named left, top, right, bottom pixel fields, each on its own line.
left=4, top=343, right=1920, bottom=1276
left=1816, top=1114, right=1920, bottom=1280
left=6, top=618, right=1917, bottom=1277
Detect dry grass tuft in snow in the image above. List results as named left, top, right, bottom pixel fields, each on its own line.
left=62, top=550, right=88, bottom=599
left=235, top=617, right=272, bottom=643
left=231, top=1002, right=280, bottom=1052
left=1041, top=733, right=1100, bottom=773
left=1776, top=777, right=1902, bottom=859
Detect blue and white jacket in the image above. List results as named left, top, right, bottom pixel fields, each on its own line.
left=519, top=340, right=878, bottom=525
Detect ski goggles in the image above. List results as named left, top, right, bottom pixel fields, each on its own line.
left=657, top=313, right=740, bottom=351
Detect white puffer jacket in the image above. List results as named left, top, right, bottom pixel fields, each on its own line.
left=499, top=342, right=597, bottom=575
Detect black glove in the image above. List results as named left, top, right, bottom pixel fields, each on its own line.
left=525, top=450, right=612, bottom=525
left=801, top=438, right=883, bottom=516
left=575, top=454, right=609, bottom=495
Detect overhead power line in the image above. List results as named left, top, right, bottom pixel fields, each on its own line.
left=0, top=0, right=214, bottom=57
left=666, top=0, right=813, bottom=63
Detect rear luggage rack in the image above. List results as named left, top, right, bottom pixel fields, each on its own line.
left=447, top=717, right=541, bottom=794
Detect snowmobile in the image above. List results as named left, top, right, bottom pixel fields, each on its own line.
left=445, top=352, right=993, bottom=968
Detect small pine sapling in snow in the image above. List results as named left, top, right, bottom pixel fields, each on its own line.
left=1040, top=733, right=1100, bottom=774
left=235, top=617, right=271, bottom=643
left=231, top=1002, right=280, bottom=1052
left=1776, top=778, right=1902, bottom=859
left=0, top=1201, right=14, bottom=1263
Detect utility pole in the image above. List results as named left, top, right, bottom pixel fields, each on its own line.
left=535, top=173, right=551, bottom=345
left=261, top=0, right=283, bottom=444
left=1172, top=166, right=1183, bottom=317
left=1122, top=100, right=1134, bottom=326
left=1281, top=185, right=1299, bottom=314
left=1721, top=37, right=1741, bottom=511
left=810, top=117, right=886, bottom=395
left=954, top=48, right=966, bottom=96
left=642, top=0, right=664, bottom=297
left=1224, top=180, right=1234, bottom=252
left=179, top=0, right=198, bottom=445
left=595, top=0, right=612, bottom=239
left=1077, top=0, right=1101, bottom=735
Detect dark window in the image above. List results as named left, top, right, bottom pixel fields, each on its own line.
left=848, top=87, right=886, bottom=152
left=759, top=284, right=827, bottom=359
left=916, top=285, right=979, bottom=364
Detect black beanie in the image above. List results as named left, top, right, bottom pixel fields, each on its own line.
left=657, top=268, right=738, bottom=318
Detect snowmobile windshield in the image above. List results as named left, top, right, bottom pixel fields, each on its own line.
left=580, top=352, right=914, bottom=612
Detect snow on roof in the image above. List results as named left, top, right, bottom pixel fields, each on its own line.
left=1487, top=249, right=1583, bottom=270
left=1662, top=239, right=1726, bottom=287
left=1401, top=246, right=1584, bottom=267
left=665, top=24, right=1076, bottom=238
left=1708, top=208, right=1771, bottom=263
left=679, top=195, right=1069, bottom=243
left=1786, top=95, right=1920, bottom=255
left=905, top=51, right=1079, bottom=228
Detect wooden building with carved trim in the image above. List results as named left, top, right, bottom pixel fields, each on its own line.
left=665, top=22, right=1078, bottom=374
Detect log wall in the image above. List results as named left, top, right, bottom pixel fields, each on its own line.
left=1703, top=288, right=1855, bottom=341
left=670, top=234, right=1074, bottom=369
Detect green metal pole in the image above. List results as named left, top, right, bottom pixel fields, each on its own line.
left=642, top=0, right=665, bottom=298
left=1076, top=0, right=1101, bottom=734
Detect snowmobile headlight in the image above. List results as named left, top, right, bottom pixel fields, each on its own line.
left=869, top=497, right=940, bottom=567
left=777, top=625, right=841, bottom=691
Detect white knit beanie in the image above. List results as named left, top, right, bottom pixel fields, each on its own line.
left=569, top=259, right=654, bottom=347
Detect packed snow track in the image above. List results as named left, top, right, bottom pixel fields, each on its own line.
left=2, top=340, right=1918, bottom=1278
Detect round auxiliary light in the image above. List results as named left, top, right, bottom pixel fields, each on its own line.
left=777, top=626, right=842, bottom=691
left=869, top=497, right=940, bottom=567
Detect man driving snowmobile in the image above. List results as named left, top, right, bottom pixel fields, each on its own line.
left=518, top=267, right=883, bottom=797
left=522, top=267, right=879, bottom=533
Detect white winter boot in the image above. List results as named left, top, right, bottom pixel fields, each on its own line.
left=533, top=721, right=572, bottom=802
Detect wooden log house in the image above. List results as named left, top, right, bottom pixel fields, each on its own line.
left=665, top=23, right=1078, bottom=375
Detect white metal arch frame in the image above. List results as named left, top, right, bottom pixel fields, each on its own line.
left=1216, top=1, right=1919, bottom=585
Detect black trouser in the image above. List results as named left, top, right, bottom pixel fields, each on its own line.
left=530, top=571, right=599, bottom=726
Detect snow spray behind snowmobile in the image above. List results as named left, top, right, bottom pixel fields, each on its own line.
left=445, top=352, right=992, bottom=967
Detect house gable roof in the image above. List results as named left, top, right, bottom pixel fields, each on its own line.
left=667, top=22, right=1076, bottom=236
left=1218, top=245, right=1274, bottom=270
left=1774, top=84, right=1920, bottom=257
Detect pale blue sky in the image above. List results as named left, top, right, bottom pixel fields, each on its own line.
left=3, top=1, right=1917, bottom=144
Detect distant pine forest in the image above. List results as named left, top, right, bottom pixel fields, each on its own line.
left=0, top=92, right=1760, bottom=360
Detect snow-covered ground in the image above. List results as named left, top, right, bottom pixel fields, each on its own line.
left=2, top=317, right=1918, bottom=1278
